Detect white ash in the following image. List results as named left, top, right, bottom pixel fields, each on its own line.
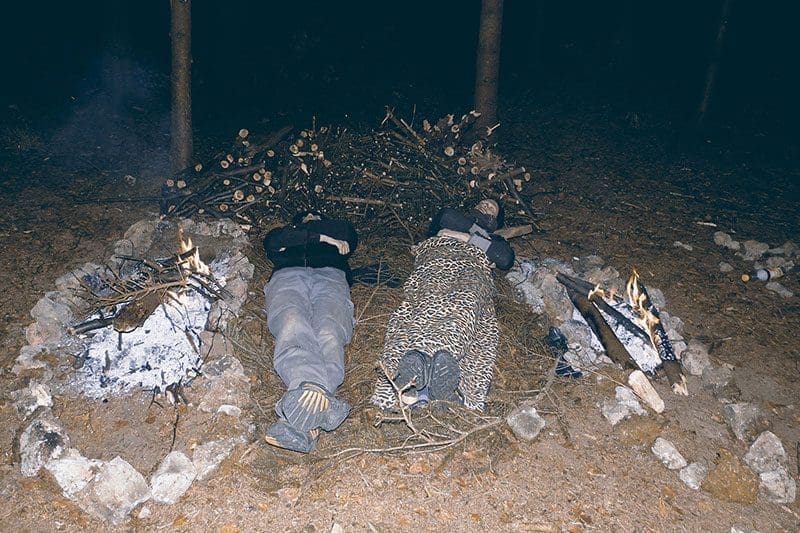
left=69, top=257, right=230, bottom=399
left=595, top=301, right=663, bottom=373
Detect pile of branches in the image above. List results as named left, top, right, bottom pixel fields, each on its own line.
left=70, top=238, right=221, bottom=336
left=160, top=108, right=533, bottom=232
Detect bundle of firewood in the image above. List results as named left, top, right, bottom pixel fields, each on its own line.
left=160, top=108, right=534, bottom=231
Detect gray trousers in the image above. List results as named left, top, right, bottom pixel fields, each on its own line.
left=264, top=267, right=354, bottom=393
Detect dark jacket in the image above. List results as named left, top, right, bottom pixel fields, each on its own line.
left=264, top=219, right=358, bottom=283
left=430, top=207, right=515, bottom=270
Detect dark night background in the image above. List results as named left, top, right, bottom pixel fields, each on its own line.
left=0, top=1, right=798, bottom=178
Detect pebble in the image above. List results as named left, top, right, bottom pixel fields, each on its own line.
left=651, top=437, right=688, bottom=470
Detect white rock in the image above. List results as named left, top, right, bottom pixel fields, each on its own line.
left=765, top=282, right=793, bottom=298
left=722, top=403, right=770, bottom=443
left=679, top=462, right=708, bottom=490
left=615, top=386, right=646, bottom=415
left=719, top=262, right=734, bottom=273
left=713, top=231, right=740, bottom=251
left=506, top=404, right=546, bottom=441
left=600, top=387, right=646, bottom=426
left=759, top=469, right=796, bottom=504
left=217, top=404, right=242, bottom=417
left=11, top=381, right=53, bottom=417
left=744, top=431, right=788, bottom=474
left=600, top=399, right=630, bottom=426
left=45, top=448, right=103, bottom=498
left=192, top=437, right=242, bottom=481
left=150, top=451, right=197, bottom=504
left=628, top=370, right=665, bottom=413
left=681, top=340, right=711, bottom=376
left=740, top=240, right=770, bottom=261
left=651, top=437, right=688, bottom=470
left=20, top=413, right=69, bottom=477
left=76, top=456, right=150, bottom=524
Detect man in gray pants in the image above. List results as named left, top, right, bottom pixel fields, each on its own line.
left=262, top=210, right=358, bottom=453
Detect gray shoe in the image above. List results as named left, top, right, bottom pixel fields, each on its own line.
left=264, top=420, right=320, bottom=453
left=394, top=350, right=430, bottom=391
left=428, top=350, right=461, bottom=403
left=276, top=382, right=351, bottom=432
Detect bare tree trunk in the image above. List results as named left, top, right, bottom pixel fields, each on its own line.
left=170, top=0, right=193, bottom=173
left=696, top=0, right=733, bottom=127
left=474, top=0, right=504, bottom=134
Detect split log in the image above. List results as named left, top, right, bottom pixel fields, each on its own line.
left=495, top=224, right=532, bottom=239
left=555, top=272, right=650, bottom=345
left=628, top=275, right=688, bottom=395
left=560, top=283, right=637, bottom=369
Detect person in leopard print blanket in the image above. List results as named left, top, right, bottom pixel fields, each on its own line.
left=371, top=199, right=514, bottom=411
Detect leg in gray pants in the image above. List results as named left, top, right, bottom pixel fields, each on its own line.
left=263, top=267, right=353, bottom=452
left=264, top=266, right=354, bottom=393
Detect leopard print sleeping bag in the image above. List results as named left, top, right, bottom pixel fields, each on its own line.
left=371, top=235, right=499, bottom=410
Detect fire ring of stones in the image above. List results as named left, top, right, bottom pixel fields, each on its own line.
left=11, top=217, right=255, bottom=524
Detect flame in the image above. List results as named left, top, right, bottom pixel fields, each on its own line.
left=177, top=226, right=210, bottom=276
left=626, top=269, right=660, bottom=347
left=587, top=284, right=618, bottom=302
left=587, top=284, right=603, bottom=300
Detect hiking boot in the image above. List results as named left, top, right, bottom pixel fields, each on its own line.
left=276, top=382, right=351, bottom=432
left=264, top=420, right=320, bottom=453
left=393, top=350, right=431, bottom=391
left=428, top=350, right=461, bottom=403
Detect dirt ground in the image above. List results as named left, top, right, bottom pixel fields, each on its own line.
left=1, top=97, right=799, bottom=532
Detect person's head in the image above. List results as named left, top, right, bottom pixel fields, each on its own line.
left=291, top=210, right=324, bottom=225
left=471, top=198, right=504, bottom=231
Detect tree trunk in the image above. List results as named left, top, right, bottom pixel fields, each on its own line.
left=474, top=0, right=504, bottom=134
left=170, top=0, right=193, bottom=173
left=696, top=0, right=733, bottom=127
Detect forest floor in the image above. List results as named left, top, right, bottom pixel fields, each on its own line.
left=1, top=93, right=799, bottom=532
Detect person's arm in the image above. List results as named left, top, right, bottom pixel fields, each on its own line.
left=430, top=208, right=473, bottom=235
left=263, top=226, right=309, bottom=259
left=306, top=219, right=358, bottom=256
left=467, top=233, right=515, bottom=270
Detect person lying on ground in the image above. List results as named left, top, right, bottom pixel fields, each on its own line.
left=370, top=198, right=514, bottom=411
left=262, top=210, right=357, bottom=453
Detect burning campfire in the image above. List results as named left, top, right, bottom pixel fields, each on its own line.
left=625, top=270, right=688, bottom=394
left=508, top=257, right=688, bottom=396
left=63, top=223, right=235, bottom=400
